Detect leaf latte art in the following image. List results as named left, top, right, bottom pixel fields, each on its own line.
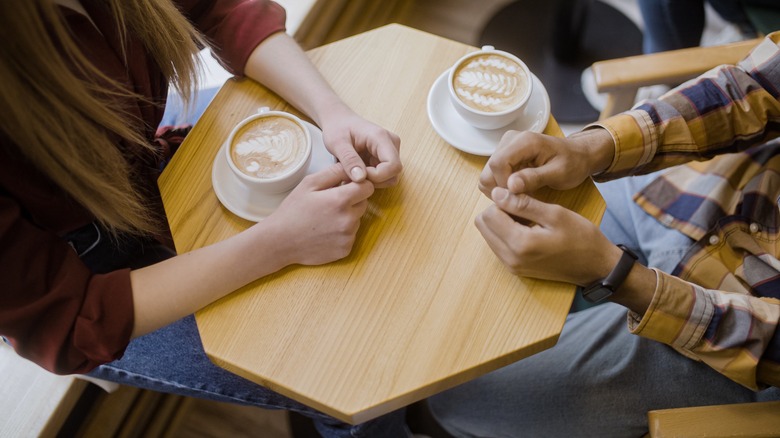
left=452, top=54, right=529, bottom=113
left=230, top=116, right=308, bottom=179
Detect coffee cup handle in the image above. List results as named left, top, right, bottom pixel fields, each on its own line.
left=256, top=106, right=270, bottom=115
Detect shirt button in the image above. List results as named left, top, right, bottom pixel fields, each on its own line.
left=750, top=223, right=761, bottom=234
left=708, top=235, right=720, bottom=246
left=660, top=214, right=674, bottom=226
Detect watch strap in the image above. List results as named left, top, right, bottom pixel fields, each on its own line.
left=582, top=245, right=638, bottom=303
left=602, top=244, right=638, bottom=291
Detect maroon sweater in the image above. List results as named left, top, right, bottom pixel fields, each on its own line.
left=0, top=0, right=285, bottom=374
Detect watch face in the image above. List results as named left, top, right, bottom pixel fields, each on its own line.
left=582, top=285, right=612, bottom=303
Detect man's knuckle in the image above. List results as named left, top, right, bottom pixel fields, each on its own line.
left=511, top=194, right=530, bottom=211
left=507, top=238, right=525, bottom=256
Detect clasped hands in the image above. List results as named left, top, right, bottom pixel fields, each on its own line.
left=476, top=129, right=621, bottom=286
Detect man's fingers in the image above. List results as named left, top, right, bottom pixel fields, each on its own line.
left=493, top=132, right=536, bottom=163
left=490, top=187, right=556, bottom=226
left=477, top=206, right=520, bottom=244
left=479, top=165, right=499, bottom=197
left=486, top=131, right=564, bottom=194
left=507, top=167, right=545, bottom=194
left=475, top=206, right=530, bottom=272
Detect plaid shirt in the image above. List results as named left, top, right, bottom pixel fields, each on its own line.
left=593, top=32, right=780, bottom=390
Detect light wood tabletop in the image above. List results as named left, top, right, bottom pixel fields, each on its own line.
left=158, top=24, right=605, bottom=424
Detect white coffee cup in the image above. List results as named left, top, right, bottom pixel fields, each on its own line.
left=447, top=45, right=533, bottom=130
left=225, top=107, right=312, bottom=194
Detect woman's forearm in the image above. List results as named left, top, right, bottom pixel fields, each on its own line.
left=242, top=31, right=403, bottom=186
left=128, top=222, right=287, bottom=338
left=244, top=32, right=350, bottom=126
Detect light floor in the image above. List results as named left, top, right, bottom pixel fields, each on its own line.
left=171, top=0, right=730, bottom=436
left=172, top=399, right=291, bottom=438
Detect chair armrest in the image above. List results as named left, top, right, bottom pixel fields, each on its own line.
left=592, top=38, right=762, bottom=119
left=648, top=400, right=780, bottom=437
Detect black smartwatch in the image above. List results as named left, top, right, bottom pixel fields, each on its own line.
left=582, top=244, right=638, bottom=303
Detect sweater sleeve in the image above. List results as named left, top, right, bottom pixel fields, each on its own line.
left=0, top=194, right=135, bottom=375
left=178, top=0, right=287, bottom=76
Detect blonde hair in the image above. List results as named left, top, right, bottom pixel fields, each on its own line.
left=0, top=0, right=205, bottom=235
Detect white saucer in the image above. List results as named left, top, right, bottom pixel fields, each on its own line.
left=212, top=121, right=336, bottom=222
left=427, top=69, right=551, bottom=156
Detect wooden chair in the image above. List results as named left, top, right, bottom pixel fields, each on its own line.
left=592, top=0, right=780, bottom=120
left=590, top=33, right=780, bottom=438
left=647, top=401, right=780, bottom=437
left=591, top=37, right=762, bottom=120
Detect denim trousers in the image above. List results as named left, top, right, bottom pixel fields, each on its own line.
left=427, top=173, right=780, bottom=438
left=61, top=223, right=408, bottom=438
left=63, top=88, right=411, bottom=438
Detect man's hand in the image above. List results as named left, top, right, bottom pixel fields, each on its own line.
left=479, top=129, right=614, bottom=197
left=476, top=187, right=619, bottom=286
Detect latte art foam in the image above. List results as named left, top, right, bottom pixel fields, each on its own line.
left=230, top=116, right=308, bottom=179
left=452, top=54, right=529, bottom=113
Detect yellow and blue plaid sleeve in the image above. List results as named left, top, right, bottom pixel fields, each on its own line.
left=590, top=32, right=780, bottom=181
left=629, top=269, right=780, bottom=390
left=593, top=32, right=780, bottom=389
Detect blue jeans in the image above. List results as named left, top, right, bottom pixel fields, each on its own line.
left=638, top=0, right=756, bottom=53
left=427, top=173, right=779, bottom=437
left=67, top=88, right=411, bottom=438
left=88, top=316, right=407, bottom=438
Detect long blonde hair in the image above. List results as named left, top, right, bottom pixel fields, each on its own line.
left=0, top=0, right=205, bottom=235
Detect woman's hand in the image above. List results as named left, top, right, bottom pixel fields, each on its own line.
left=262, top=163, right=375, bottom=267
left=243, top=33, right=402, bottom=188
left=479, top=129, right=614, bottom=197
left=131, top=164, right=373, bottom=338
left=476, top=187, right=621, bottom=286
left=319, top=104, right=402, bottom=188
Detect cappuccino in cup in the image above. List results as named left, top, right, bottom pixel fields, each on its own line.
left=447, top=46, right=533, bottom=130
left=226, top=109, right=312, bottom=194
left=230, top=115, right=308, bottom=179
